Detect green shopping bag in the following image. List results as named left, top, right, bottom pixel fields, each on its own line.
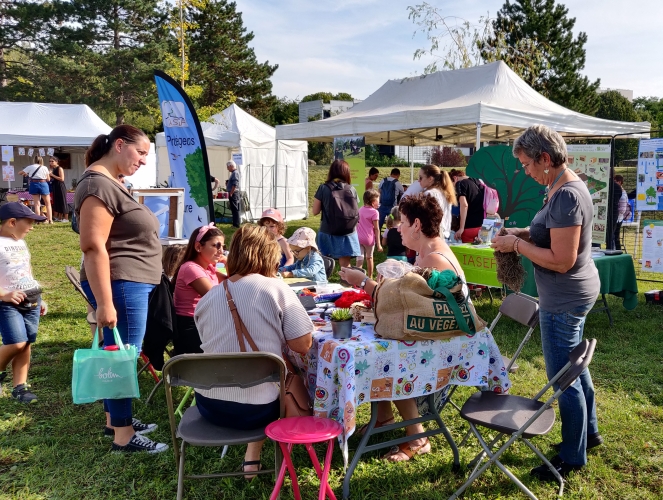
left=72, top=327, right=140, bottom=404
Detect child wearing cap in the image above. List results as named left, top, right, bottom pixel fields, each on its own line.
left=258, top=208, right=294, bottom=267
left=278, top=227, right=327, bottom=284
left=0, top=202, right=48, bottom=403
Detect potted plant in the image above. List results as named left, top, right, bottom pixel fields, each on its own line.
left=330, top=308, right=353, bottom=339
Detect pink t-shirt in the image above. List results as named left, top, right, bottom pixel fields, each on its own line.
left=174, top=261, right=219, bottom=317
left=357, top=205, right=379, bottom=246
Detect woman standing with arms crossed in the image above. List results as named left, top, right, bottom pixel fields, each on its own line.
left=49, top=157, right=69, bottom=222
left=418, top=164, right=457, bottom=239
left=492, top=125, right=601, bottom=481
left=75, top=125, right=168, bottom=454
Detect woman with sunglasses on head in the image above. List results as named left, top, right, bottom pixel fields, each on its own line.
left=172, top=224, right=226, bottom=355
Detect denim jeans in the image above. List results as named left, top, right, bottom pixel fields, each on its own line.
left=81, top=280, right=155, bottom=427
left=0, top=299, right=41, bottom=345
left=229, top=191, right=241, bottom=227
left=378, top=205, right=393, bottom=230
left=539, top=302, right=598, bottom=466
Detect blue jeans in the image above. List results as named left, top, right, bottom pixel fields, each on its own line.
left=378, top=205, right=393, bottom=230
left=81, top=280, right=155, bottom=427
left=539, top=302, right=598, bottom=466
left=0, top=300, right=41, bottom=345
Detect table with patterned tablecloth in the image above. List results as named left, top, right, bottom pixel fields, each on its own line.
left=290, top=323, right=511, bottom=463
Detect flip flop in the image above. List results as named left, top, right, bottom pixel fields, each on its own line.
left=383, top=438, right=431, bottom=462
left=241, top=459, right=262, bottom=480
left=356, top=417, right=396, bottom=437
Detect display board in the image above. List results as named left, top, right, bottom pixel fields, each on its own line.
left=641, top=220, right=663, bottom=272
left=566, top=144, right=611, bottom=244
left=636, top=138, right=663, bottom=211
left=334, top=136, right=365, bottom=202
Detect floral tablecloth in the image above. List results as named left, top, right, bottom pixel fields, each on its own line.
left=290, top=323, right=510, bottom=462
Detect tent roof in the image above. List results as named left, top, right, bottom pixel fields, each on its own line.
left=0, top=102, right=112, bottom=147
left=275, top=61, right=650, bottom=145
left=156, top=103, right=306, bottom=151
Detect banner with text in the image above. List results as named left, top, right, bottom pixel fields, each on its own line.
left=154, top=70, right=214, bottom=238
left=567, top=144, right=611, bottom=244
left=642, top=220, right=663, bottom=272
left=636, top=138, right=663, bottom=211
left=334, top=136, right=365, bottom=201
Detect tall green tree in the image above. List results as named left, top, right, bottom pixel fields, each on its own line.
left=596, top=90, right=643, bottom=164
left=187, top=0, right=277, bottom=120
left=634, top=96, right=663, bottom=133
left=481, top=0, right=600, bottom=114
left=264, top=96, right=299, bottom=126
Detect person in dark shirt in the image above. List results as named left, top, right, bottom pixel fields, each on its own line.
left=454, top=174, right=484, bottom=243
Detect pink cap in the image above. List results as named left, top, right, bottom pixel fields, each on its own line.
left=260, top=208, right=283, bottom=223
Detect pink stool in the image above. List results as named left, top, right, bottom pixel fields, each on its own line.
left=265, top=416, right=342, bottom=500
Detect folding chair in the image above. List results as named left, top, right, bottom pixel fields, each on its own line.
left=322, top=255, right=335, bottom=279
left=449, top=338, right=597, bottom=500
left=163, top=352, right=286, bottom=500
left=487, top=293, right=539, bottom=373
left=64, top=266, right=162, bottom=399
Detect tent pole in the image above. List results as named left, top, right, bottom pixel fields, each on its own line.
left=274, top=141, right=279, bottom=210
left=476, top=122, right=482, bottom=151
left=410, top=136, right=415, bottom=184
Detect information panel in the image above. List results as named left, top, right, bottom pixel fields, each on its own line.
left=567, top=144, right=611, bottom=244
left=641, top=220, right=663, bottom=273
left=636, top=138, right=663, bottom=211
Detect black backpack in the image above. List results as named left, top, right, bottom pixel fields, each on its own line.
left=380, top=177, right=397, bottom=207
left=324, top=181, right=359, bottom=236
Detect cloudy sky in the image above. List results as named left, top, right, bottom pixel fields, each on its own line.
left=239, top=0, right=663, bottom=102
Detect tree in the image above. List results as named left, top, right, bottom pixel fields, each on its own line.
left=187, top=0, right=278, bottom=120
left=482, top=0, right=600, bottom=115
left=634, top=96, right=663, bottom=133
left=264, top=96, right=300, bottom=126
left=32, top=0, right=171, bottom=127
left=596, top=91, right=642, bottom=163
left=301, top=92, right=354, bottom=103
left=428, top=146, right=466, bottom=168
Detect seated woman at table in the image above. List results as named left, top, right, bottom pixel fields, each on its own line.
left=491, top=124, right=601, bottom=481
left=172, top=223, right=226, bottom=354
left=340, top=192, right=467, bottom=462
left=194, top=225, right=313, bottom=478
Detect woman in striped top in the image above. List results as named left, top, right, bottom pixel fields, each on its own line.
left=194, top=225, right=313, bottom=478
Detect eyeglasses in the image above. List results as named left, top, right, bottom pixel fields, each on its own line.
left=521, top=159, right=535, bottom=170
left=208, top=242, right=224, bottom=250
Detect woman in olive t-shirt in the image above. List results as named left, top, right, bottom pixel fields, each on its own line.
left=75, top=125, right=168, bottom=455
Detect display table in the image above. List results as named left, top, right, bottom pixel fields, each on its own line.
left=450, top=244, right=638, bottom=320
left=290, top=323, right=510, bottom=497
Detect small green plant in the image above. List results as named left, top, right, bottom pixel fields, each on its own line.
left=330, top=308, right=352, bottom=322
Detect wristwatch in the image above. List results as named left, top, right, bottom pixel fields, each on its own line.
left=359, top=276, right=369, bottom=290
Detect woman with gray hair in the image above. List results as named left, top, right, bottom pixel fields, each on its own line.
left=491, top=124, right=601, bottom=481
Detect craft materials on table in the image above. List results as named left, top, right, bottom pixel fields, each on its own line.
left=289, top=323, right=510, bottom=464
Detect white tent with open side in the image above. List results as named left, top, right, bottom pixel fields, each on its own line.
left=0, top=102, right=116, bottom=189
left=275, top=61, right=650, bottom=146
left=155, top=103, right=309, bottom=222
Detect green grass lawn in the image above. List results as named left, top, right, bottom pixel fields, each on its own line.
left=1, top=173, right=663, bottom=499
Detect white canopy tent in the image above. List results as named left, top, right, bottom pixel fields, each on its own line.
left=156, top=104, right=309, bottom=221
left=0, top=102, right=116, bottom=188
left=275, top=61, right=650, bottom=147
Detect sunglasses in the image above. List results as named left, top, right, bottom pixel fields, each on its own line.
left=208, top=242, right=224, bottom=250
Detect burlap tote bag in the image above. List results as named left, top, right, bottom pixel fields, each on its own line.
left=374, top=272, right=485, bottom=341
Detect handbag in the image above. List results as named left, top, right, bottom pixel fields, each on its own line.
left=374, top=272, right=486, bottom=341
left=71, top=327, right=140, bottom=404
left=223, top=281, right=312, bottom=417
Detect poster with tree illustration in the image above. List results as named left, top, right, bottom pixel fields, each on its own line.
left=466, top=145, right=544, bottom=228
left=566, top=144, right=611, bottom=244
left=636, top=138, right=663, bottom=211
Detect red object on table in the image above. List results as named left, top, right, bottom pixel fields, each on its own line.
left=265, top=416, right=342, bottom=500
left=334, top=290, right=371, bottom=308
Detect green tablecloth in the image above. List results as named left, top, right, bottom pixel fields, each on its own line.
left=450, top=244, right=639, bottom=310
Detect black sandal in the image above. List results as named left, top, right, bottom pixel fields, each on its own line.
left=241, top=460, right=262, bottom=480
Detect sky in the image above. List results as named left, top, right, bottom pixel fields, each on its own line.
left=238, top=0, right=663, bottom=102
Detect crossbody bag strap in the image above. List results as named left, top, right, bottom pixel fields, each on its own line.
left=30, top=166, right=45, bottom=179
left=222, top=280, right=259, bottom=352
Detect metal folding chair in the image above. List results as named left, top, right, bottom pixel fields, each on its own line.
left=449, top=338, right=597, bottom=500
left=163, top=352, right=286, bottom=500
left=487, top=293, right=539, bottom=373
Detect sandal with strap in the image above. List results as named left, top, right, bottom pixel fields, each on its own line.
left=356, top=417, right=396, bottom=437
left=383, top=438, right=431, bottom=462
left=241, top=460, right=262, bottom=480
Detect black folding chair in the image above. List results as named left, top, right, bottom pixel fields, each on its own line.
left=449, top=339, right=597, bottom=500
left=322, top=255, right=335, bottom=278
left=487, top=293, right=539, bottom=373
left=163, top=352, right=286, bottom=500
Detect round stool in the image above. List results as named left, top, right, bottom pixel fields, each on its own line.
left=265, top=416, right=343, bottom=500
